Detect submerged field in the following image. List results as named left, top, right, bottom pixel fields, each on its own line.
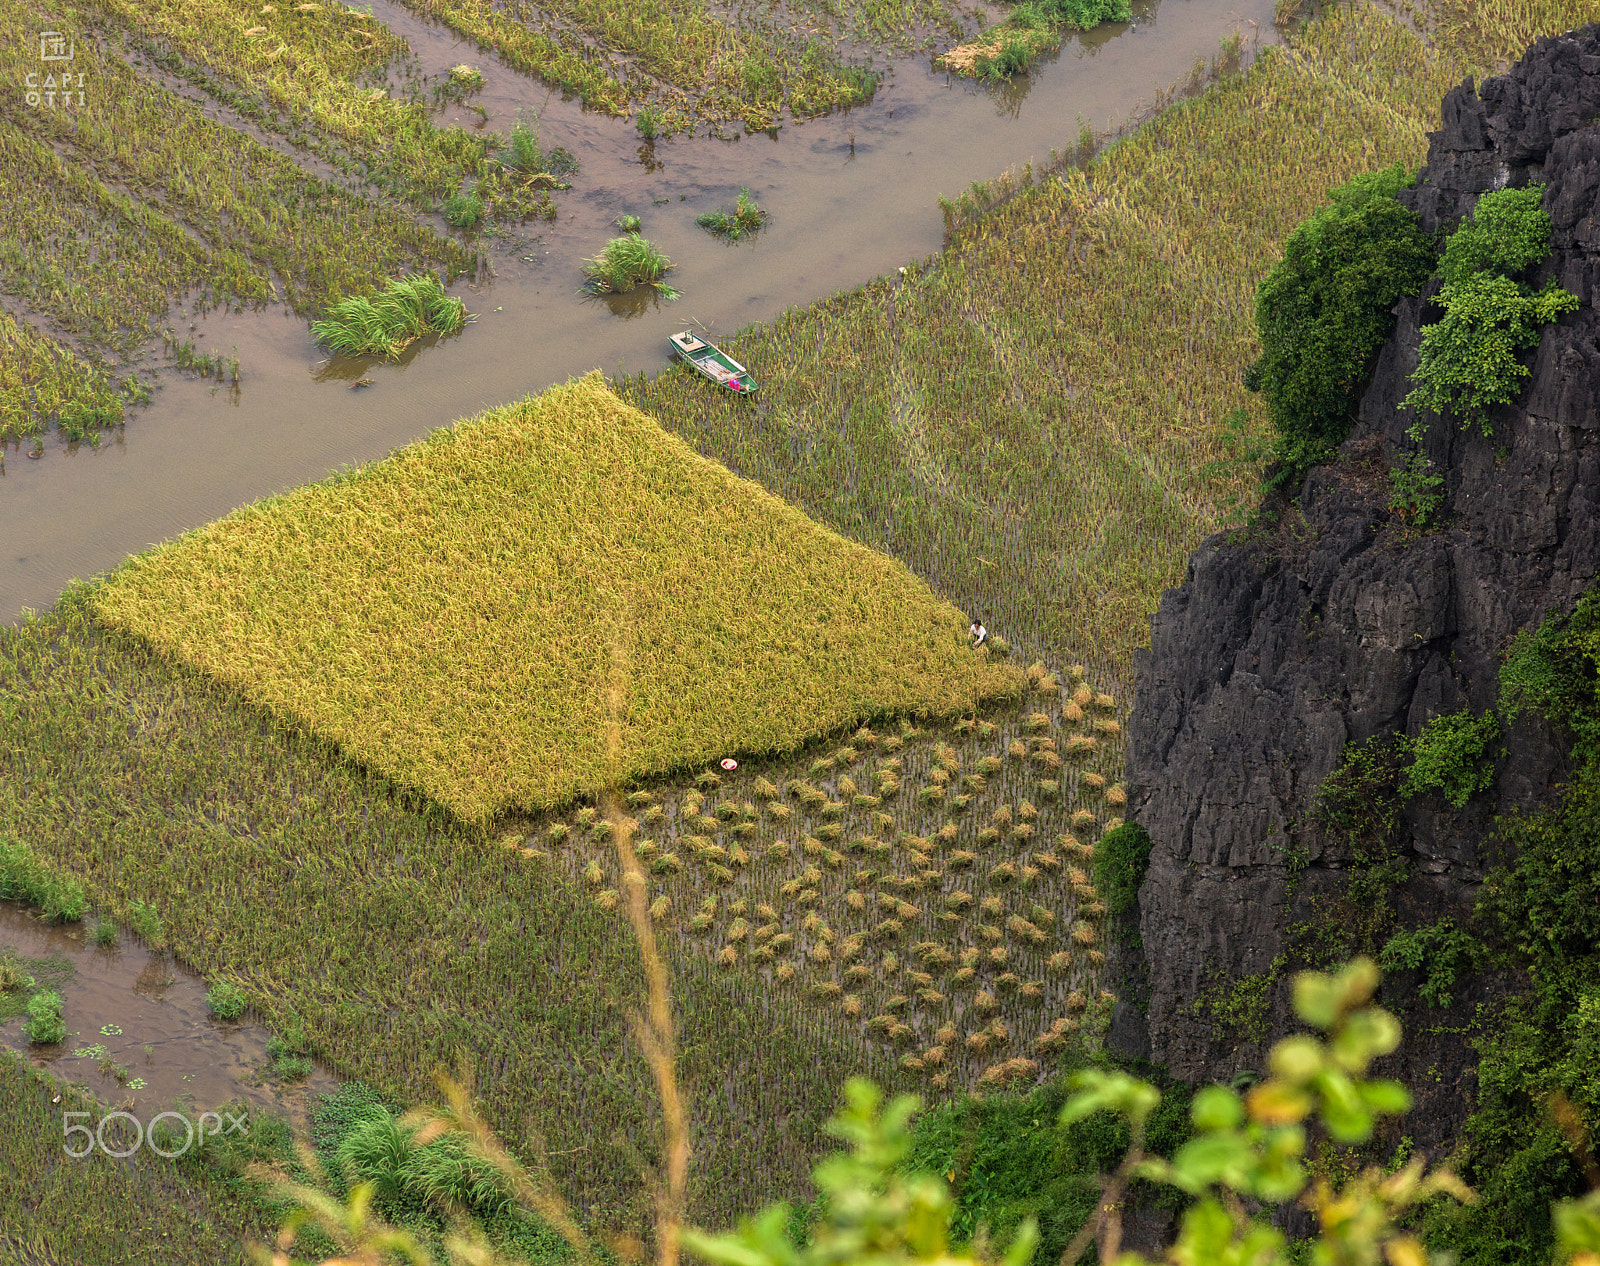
left=91, top=374, right=1023, bottom=825
left=617, top=0, right=1599, bottom=683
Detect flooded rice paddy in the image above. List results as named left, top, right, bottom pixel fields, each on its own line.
left=0, top=0, right=1276, bottom=624
left=0, top=902, right=337, bottom=1122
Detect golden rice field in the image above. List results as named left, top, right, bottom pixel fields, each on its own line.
left=617, top=0, right=1600, bottom=685
left=91, top=374, right=1026, bottom=826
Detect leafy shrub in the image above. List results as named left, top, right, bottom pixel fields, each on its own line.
left=1022, top=0, right=1130, bottom=25
left=1402, top=272, right=1580, bottom=437
left=1400, top=708, right=1501, bottom=807
left=1093, top=821, right=1152, bottom=947
left=1424, top=765, right=1600, bottom=1264
left=1438, top=184, right=1560, bottom=288
left=1245, top=163, right=1435, bottom=486
left=1479, top=775, right=1600, bottom=963
left=207, top=981, right=248, bottom=1020
left=0, top=836, right=89, bottom=923
left=1499, top=588, right=1600, bottom=771
left=1388, top=449, right=1445, bottom=527
left=616, top=213, right=642, bottom=232
left=23, top=990, right=65, bottom=1045
left=1377, top=918, right=1487, bottom=1007
left=88, top=919, right=117, bottom=947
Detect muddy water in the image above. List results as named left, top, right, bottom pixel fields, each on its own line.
left=0, top=0, right=1277, bottom=622
left=0, top=903, right=337, bottom=1123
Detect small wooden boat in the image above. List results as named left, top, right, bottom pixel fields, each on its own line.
left=669, top=330, right=757, bottom=395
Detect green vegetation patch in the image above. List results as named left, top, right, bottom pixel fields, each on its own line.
left=698, top=189, right=769, bottom=241
left=1403, top=184, right=1580, bottom=437
left=0, top=1054, right=276, bottom=1265
left=309, top=274, right=469, bottom=359
left=1244, top=162, right=1437, bottom=487
left=582, top=233, right=677, bottom=296
left=91, top=374, right=1024, bottom=826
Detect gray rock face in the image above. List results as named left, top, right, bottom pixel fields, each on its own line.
left=1121, top=26, right=1600, bottom=1163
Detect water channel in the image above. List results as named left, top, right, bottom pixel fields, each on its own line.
left=0, top=0, right=1278, bottom=624
left=0, top=902, right=338, bottom=1123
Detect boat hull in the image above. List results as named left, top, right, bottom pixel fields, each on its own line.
left=668, top=331, right=757, bottom=395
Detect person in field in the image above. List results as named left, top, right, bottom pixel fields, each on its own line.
left=969, top=620, right=988, bottom=647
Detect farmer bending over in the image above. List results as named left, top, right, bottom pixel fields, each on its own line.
left=969, top=620, right=988, bottom=647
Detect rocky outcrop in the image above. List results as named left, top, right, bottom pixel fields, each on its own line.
left=1119, top=25, right=1600, bottom=1166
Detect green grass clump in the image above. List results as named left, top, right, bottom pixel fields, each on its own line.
left=442, top=190, right=486, bottom=229
left=698, top=189, right=769, bottom=240
left=309, top=274, right=469, bottom=360
left=23, top=990, right=66, bottom=1045
left=90, top=375, right=1025, bottom=826
left=0, top=836, right=88, bottom=922
left=207, top=981, right=249, bottom=1020
left=583, top=233, right=677, bottom=295
left=1245, top=162, right=1437, bottom=485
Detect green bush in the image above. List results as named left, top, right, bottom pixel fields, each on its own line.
left=899, top=1062, right=1191, bottom=1264
left=1377, top=918, right=1487, bottom=1007
left=206, top=981, right=248, bottom=1020
left=1479, top=775, right=1600, bottom=964
left=1499, top=588, right=1600, bottom=771
left=0, top=836, right=88, bottom=923
left=1093, top=821, right=1153, bottom=947
left=1245, top=163, right=1436, bottom=486
left=1388, top=449, right=1445, bottom=527
left=1400, top=708, right=1500, bottom=807
left=1424, top=769, right=1600, bottom=1265
left=1402, top=272, right=1580, bottom=437
left=1438, top=184, right=1559, bottom=288
left=1402, top=184, right=1580, bottom=437
left=23, top=990, right=65, bottom=1045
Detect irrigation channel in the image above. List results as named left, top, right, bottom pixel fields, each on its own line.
left=0, top=0, right=1277, bottom=623
left=0, top=901, right=338, bottom=1125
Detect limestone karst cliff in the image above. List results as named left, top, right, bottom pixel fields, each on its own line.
left=1116, top=24, right=1600, bottom=1174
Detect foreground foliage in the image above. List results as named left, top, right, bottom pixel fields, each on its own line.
left=251, top=959, right=1600, bottom=1266
left=90, top=375, right=1021, bottom=825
